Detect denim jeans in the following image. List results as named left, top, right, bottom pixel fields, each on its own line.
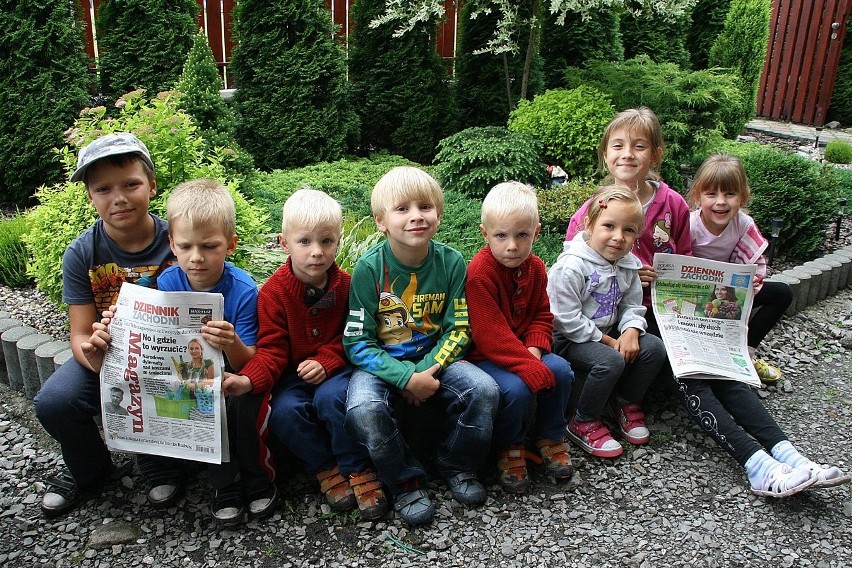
left=553, top=331, right=666, bottom=421
left=345, top=360, right=499, bottom=494
left=475, top=353, right=574, bottom=448
left=34, top=358, right=112, bottom=487
left=268, top=367, right=369, bottom=476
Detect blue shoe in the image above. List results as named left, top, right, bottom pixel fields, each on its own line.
left=445, top=472, right=486, bottom=507
left=393, top=489, right=435, bottom=526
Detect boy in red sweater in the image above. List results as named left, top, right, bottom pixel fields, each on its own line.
left=225, top=189, right=388, bottom=521
left=466, top=182, right=575, bottom=493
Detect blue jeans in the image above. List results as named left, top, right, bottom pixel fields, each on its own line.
left=268, top=367, right=369, bottom=476
left=475, top=353, right=574, bottom=448
left=34, top=358, right=112, bottom=487
left=554, top=331, right=666, bottom=420
left=345, top=360, right=499, bottom=494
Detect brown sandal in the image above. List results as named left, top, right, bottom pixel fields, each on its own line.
left=348, top=469, right=389, bottom=520
left=536, top=438, right=575, bottom=481
left=316, top=466, right=355, bottom=511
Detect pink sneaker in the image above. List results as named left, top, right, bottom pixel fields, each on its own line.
left=609, top=400, right=650, bottom=445
left=566, top=416, right=623, bottom=458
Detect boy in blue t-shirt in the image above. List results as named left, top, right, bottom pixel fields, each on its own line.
left=36, top=133, right=176, bottom=518
left=85, top=179, right=275, bottom=527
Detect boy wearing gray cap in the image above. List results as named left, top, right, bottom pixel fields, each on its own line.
left=35, top=132, right=176, bottom=518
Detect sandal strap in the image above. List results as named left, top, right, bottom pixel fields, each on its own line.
left=317, top=469, right=348, bottom=494
left=45, top=470, right=77, bottom=496
left=349, top=470, right=383, bottom=497
left=536, top=439, right=572, bottom=465
left=394, top=488, right=429, bottom=509
left=499, top=446, right=542, bottom=469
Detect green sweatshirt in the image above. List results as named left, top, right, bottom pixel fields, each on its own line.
left=343, top=239, right=472, bottom=389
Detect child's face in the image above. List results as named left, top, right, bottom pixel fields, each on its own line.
left=189, top=341, right=203, bottom=359
left=604, top=128, right=659, bottom=191
left=86, top=159, right=156, bottom=233
left=585, top=201, right=641, bottom=263
left=714, top=285, right=729, bottom=299
left=480, top=213, right=541, bottom=269
left=698, top=185, right=742, bottom=236
left=375, top=199, right=440, bottom=257
left=169, top=217, right=236, bottom=291
left=280, top=220, right=340, bottom=287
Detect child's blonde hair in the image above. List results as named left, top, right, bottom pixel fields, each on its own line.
left=585, top=185, right=645, bottom=233
left=167, top=179, right=235, bottom=237
left=688, top=153, right=751, bottom=207
left=281, top=188, right=343, bottom=235
left=599, top=107, right=665, bottom=181
left=371, top=166, right=444, bottom=219
left=481, top=181, right=539, bottom=226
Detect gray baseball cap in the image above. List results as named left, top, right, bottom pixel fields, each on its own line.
left=70, top=132, right=155, bottom=183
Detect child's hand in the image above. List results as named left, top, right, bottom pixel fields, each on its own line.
left=527, top=346, right=543, bottom=360
left=638, top=264, right=657, bottom=288
left=297, top=359, right=327, bottom=385
left=81, top=323, right=112, bottom=373
left=201, top=320, right=236, bottom=350
left=222, top=373, right=253, bottom=396
left=403, top=364, right=441, bottom=405
left=615, top=328, right=640, bottom=363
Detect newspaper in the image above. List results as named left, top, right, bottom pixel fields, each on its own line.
left=651, top=253, right=760, bottom=387
left=99, top=282, right=228, bottom=463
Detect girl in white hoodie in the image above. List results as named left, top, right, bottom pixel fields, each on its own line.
left=548, top=186, right=666, bottom=458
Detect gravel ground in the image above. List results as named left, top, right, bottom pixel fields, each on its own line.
left=1, top=283, right=851, bottom=567
left=1, top=131, right=850, bottom=567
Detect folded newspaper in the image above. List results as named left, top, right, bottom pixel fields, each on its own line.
left=651, top=253, right=760, bottom=387
left=99, top=282, right=228, bottom=463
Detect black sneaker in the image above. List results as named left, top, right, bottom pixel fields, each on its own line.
left=213, top=482, right=244, bottom=527
left=39, top=460, right=132, bottom=519
left=246, top=483, right=279, bottom=520
left=40, top=470, right=95, bottom=519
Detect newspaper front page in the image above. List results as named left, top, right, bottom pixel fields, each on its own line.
left=99, top=282, right=227, bottom=463
left=651, top=253, right=760, bottom=387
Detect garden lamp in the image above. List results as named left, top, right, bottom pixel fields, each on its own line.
left=768, top=218, right=784, bottom=265
left=836, top=197, right=848, bottom=241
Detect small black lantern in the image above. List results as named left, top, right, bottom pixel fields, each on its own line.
left=767, top=218, right=784, bottom=265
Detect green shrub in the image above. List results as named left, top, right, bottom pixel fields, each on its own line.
left=348, top=0, right=455, bottom=163
left=708, top=141, right=838, bottom=259
left=828, top=15, right=852, bottom=125
left=433, top=127, right=547, bottom=199
left=245, top=153, right=422, bottom=230
left=231, top=0, right=356, bottom=170
left=0, top=213, right=32, bottom=287
left=824, top=140, right=852, bottom=164
left=621, top=4, right=691, bottom=69
left=97, top=0, right=198, bottom=102
left=24, top=91, right=268, bottom=305
left=436, top=188, right=487, bottom=261
left=539, top=10, right=623, bottom=89
left=454, top=1, right=543, bottom=128
left=835, top=167, right=852, bottom=201
left=537, top=178, right=598, bottom=234
left=176, top=31, right=254, bottom=178
left=708, top=0, right=771, bottom=110
left=508, top=86, right=615, bottom=180
left=566, top=57, right=751, bottom=184
left=0, top=1, right=90, bottom=206
left=687, top=0, right=732, bottom=69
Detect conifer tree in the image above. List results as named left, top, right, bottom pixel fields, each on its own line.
left=539, top=10, right=623, bottom=89
left=176, top=31, right=253, bottom=175
left=230, top=0, right=355, bottom=170
left=0, top=0, right=90, bottom=205
left=348, top=0, right=455, bottom=163
left=97, top=0, right=198, bottom=101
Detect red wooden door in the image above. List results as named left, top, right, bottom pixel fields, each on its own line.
left=757, top=0, right=851, bottom=125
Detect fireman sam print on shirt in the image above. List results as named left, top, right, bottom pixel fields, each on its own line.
left=376, top=291, right=431, bottom=359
